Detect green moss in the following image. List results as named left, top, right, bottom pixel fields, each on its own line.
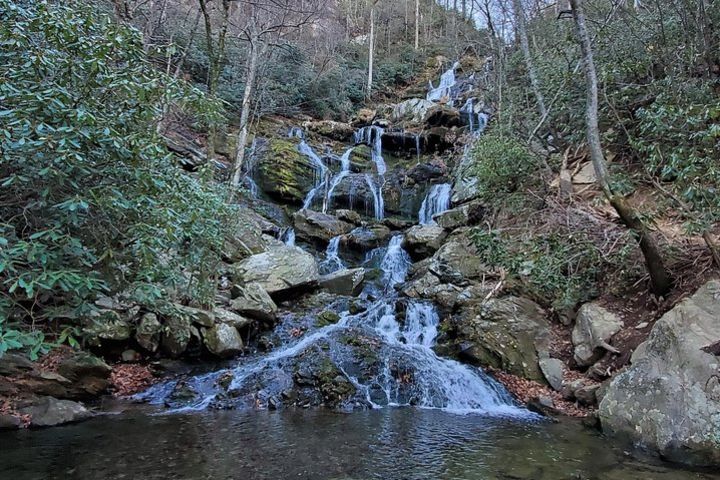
left=315, top=310, right=341, bottom=327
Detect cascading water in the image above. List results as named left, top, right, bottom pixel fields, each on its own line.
left=364, top=174, right=385, bottom=220
left=298, top=139, right=329, bottom=210
left=138, top=231, right=530, bottom=418
left=354, top=126, right=386, bottom=176
left=418, top=183, right=451, bottom=225
left=320, top=235, right=344, bottom=274
left=426, top=61, right=460, bottom=104
left=323, top=147, right=353, bottom=213
left=280, top=227, right=295, bottom=246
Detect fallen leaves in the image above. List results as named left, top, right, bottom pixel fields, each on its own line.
left=110, top=364, right=156, bottom=397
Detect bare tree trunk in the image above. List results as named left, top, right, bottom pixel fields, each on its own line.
left=415, top=0, right=420, bottom=49
left=367, top=3, right=376, bottom=98
left=570, top=0, right=671, bottom=296
left=512, top=0, right=547, bottom=118
left=231, top=37, right=264, bottom=191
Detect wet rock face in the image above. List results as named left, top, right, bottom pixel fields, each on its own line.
left=232, top=245, right=320, bottom=298
left=344, top=225, right=392, bottom=252
left=319, top=268, right=365, bottom=297
left=599, top=280, right=720, bottom=467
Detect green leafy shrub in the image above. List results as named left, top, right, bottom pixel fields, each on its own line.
left=0, top=0, right=231, bottom=350
left=467, top=132, right=539, bottom=202
left=472, top=228, right=633, bottom=313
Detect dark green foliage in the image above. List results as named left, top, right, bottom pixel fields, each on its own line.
left=468, top=132, right=539, bottom=201
left=472, top=228, right=634, bottom=313
left=0, top=0, right=230, bottom=353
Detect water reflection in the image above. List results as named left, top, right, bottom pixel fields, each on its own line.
left=0, top=408, right=716, bottom=480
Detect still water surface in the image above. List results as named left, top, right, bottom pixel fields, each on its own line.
left=1, top=407, right=717, bottom=480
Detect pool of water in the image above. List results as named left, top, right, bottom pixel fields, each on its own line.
left=1, top=407, right=716, bottom=480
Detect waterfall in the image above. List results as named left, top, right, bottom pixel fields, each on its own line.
left=419, top=183, right=452, bottom=225
left=380, top=235, right=412, bottom=288
left=288, top=126, right=304, bottom=139
left=320, top=236, right=344, bottom=274
left=476, top=112, right=489, bottom=135
left=354, top=126, right=386, bottom=176
left=280, top=227, right=295, bottom=246
left=298, top=139, right=328, bottom=210
left=426, top=61, right=460, bottom=104
left=323, top=147, right=353, bottom=214
left=364, top=174, right=385, bottom=220
left=244, top=177, right=259, bottom=198
left=139, top=232, right=530, bottom=418
left=414, top=134, right=421, bottom=162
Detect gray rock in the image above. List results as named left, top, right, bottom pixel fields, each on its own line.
left=392, top=98, right=435, bottom=124
left=0, top=414, right=22, bottom=430
left=335, top=209, right=362, bottom=225
left=161, top=315, right=193, bottom=357
left=135, top=313, right=162, bottom=352
left=175, top=305, right=215, bottom=328
left=293, top=210, right=353, bottom=244
left=20, top=396, right=92, bottom=428
left=539, top=358, right=566, bottom=391
left=230, top=282, right=278, bottom=322
left=233, top=245, right=319, bottom=297
left=214, top=308, right=253, bottom=330
left=56, top=352, right=111, bottom=398
left=599, top=280, right=720, bottom=466
left=427, top=233, right=489, bottom=283
left=319, top=268, right=365, bottom=296
left=575, top=384, right=600, bottom=406
left=223, top=207, right=270, bottom=262
left=434, top=201, right=486, bottom=230
left=402, top=225, right=447, bottom=260
left=83, top=310, right=132, bottom=343
left=202, top=324, right=243, bottom=358
left=572, top=303, right=623, bottom=367
left=0, top=353, right=34, bottom=376
left=453, top=296, right=551, bottom=382
left=344, top=225, right=391, bottom=252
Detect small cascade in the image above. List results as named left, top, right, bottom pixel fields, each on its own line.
left=323, top=147, right=353, bottom=213
left=414, top=134, right=421, bottom=162
left=379, top=235, right=411, bottom=288
left=298, top=139, right=328, bottom=210
left=354, top=126, right=386, bottom=176
left=288, top=126, right=304, bottom=139
left=476, top=112, right=489, bottom=135
left=419, top=183, right=452, bottom=224
left=426, top=61, right=460, bottom=104
left=244, top=177, right=259, bottom=198
left=320, top=236, right=344, bottom=274
left=280, top=227, right=295, bottom=246
left=364, top=174, right=385, bottom=220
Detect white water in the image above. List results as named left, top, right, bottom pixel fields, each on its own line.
left=323, top=147, right=354, bottom=213
left=364, top=174, right=385, bottom=220
left=419, top=183, right=452, bottom=224
left=280, top=228, right=295, bottom=246
left=298, top=139, right=328, bottom=210
left=320, top=236, right=344, bottom=273
left=139, top=232, right=530, bottom=418
left=354, top=126, right=387, bottom=176
left=427, top=62, right=460, bottom=104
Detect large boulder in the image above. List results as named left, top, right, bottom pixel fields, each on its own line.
left=20, top=396, right=92, bottom=428
left=392, top=98, right=435, bottom=125
left=303, top=120, right=355, bottom=142
left=230, top=282, right=278, bottom=322
left=426, top=232, right=488, bottom=284
left=451, top=296, right=551, bottom=382
left=344, top=225, right=391, bottom=252
left=402, top=225, right=447, bottom=260
left=292, top=210, right=353, bottom=244
left=572, top=303, right=624, bottom=367
left=202, top=324, right=244, bottom=358
left=223, top=207, right=271, bottom=262
left=423, top=104, right=463, bottom=128
left=56, top=352, right=111, bottom=399
left=319, top=268, right=365, bottom=296
left=233, top=245, right=319, bottom=298
left=161, top=315, right=194, bottom=357
left=599, top=280, right=720, bottom=466
left=435, top=201, right=486, bottom=230
left=257, top=139, right=316, bottom=204
left=135, top=313, right=162, bottom=352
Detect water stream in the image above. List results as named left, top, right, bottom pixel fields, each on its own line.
left=418, top=183, right=452, bottom=224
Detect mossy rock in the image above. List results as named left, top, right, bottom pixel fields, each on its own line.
left=315, top=310, right=341, bottom=327
left=257, top=138, right=316, bottom=204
